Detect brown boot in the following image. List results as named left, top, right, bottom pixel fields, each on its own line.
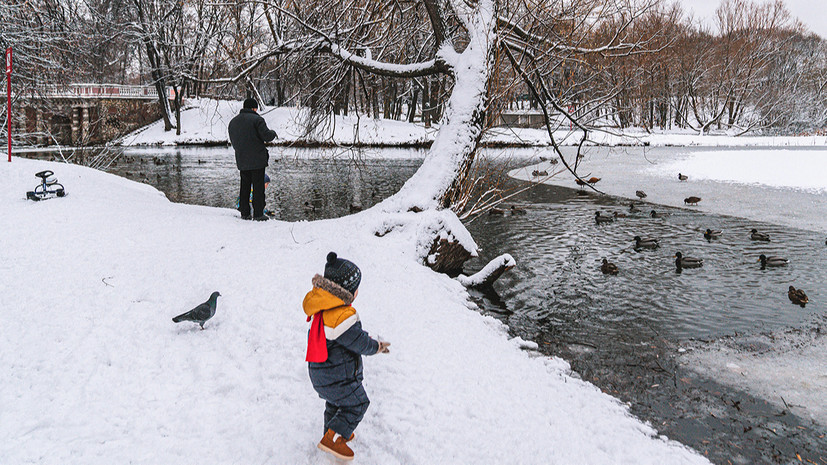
left=317, top=429, right=354, bottom=461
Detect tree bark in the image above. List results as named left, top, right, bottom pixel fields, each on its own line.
left=378, top=0, right=497, bottom=212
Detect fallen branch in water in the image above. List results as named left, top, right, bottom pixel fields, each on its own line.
left=456, top=254, right=516, bottom=288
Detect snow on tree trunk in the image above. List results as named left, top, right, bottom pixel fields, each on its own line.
left=373, top=1, right=500, bottom=274
left=380, top=0, right=497, bottom=214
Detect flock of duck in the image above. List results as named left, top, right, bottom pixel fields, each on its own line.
left=594, top=172, right=811, bottom=308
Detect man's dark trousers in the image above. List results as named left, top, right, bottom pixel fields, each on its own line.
left=238, top=167, right=265, bottom=217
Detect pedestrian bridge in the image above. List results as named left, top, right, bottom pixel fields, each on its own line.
left=24, top=84, right=161, bottom=100
left=15, top=84, right=165, bottom=145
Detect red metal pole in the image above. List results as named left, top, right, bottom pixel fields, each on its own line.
left=6, top=47, right=11, bottom=162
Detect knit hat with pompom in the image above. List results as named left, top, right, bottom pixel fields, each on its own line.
left=324, top=252, right=361, bottom=295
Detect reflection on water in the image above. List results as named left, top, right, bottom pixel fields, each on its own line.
left=18, top=146, right=424, bottom=221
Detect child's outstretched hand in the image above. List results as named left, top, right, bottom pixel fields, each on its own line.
left=378, top=341, right=391, bottom=354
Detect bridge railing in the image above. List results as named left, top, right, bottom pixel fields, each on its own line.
left=25, top=84, right=160, bottom=100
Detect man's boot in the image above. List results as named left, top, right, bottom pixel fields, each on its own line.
left=317, top=428, right=354, bottom=461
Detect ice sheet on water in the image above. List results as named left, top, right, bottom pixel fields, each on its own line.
left=512, top=146, right=827, bottom=233
left=681, top=329, right=827, bottom=427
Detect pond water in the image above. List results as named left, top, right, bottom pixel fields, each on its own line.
left=18, top=144, right=827, bottom=463
left=45, top=146, right=424, bottom=221
left=467, top=186, right=826, bottom=340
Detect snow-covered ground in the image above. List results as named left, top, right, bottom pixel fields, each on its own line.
left=119, top=99, right=437, bottom=147
left=512, top=147, right=827, bottom=429
left=117, top=98, right=827, bottom=148
left=1, top=157, right=708, bottom=464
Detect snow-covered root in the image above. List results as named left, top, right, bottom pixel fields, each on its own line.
left=374, top=208, right=479, bottom=272
left=455, top=253, right=516, bottom=288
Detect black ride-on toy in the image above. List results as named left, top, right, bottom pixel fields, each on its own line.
left=26, top=170, right=67, bottom=201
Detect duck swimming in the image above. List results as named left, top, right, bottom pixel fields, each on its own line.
left=650, top=210, right=669, bottom=218
left=601, top=258, right=619, bottom=275
left=595, top=211, right=614, bottom=224
left=634, top=236, right=659, bottom=249
left=704, top=229, right=722, bottom=240
left=675, top=251, right=703, bottom=269
left=629, top=203, right=641, bottom=213
left=750, top=229, right=771, bottom=241
left=759, top=254, right=788, bottom=268
left=788, top=286, right=808, bottom=307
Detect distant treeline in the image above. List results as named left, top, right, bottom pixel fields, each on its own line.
left=2, top=0, right=825, bottom=136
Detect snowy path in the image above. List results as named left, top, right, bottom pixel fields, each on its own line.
left=1, top=158, right=707, bottom=464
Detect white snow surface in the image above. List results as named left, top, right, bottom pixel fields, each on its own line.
left=654, top=149, right=827, bottom=193
left=119, top=99, right=437, bottom=147
left=117, top=98, right=827, bottom=148
left=0, top=157, right=709, bottom=464
left=455, top=253, right=516, bottom=287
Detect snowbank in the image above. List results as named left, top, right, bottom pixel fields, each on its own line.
left=1, top=157, right=708, bottom=464
left=119, top=99, right=437, bottom=147
left=653, top=149, right=827, bottom=193
left=117, top=98, right=827, bottom=148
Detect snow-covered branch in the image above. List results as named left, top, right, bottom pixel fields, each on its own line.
left=456, top=254, right=516, bottom=288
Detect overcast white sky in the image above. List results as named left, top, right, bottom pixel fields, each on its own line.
left=681, top=0, right=827, bottom=39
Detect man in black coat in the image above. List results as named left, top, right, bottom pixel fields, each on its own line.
left=228, top=98, right=278, bottom=220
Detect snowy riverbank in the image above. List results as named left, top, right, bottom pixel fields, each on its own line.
left=1, top=157, right=708, bottom=464
left=117, top=98, right=827, bottom=148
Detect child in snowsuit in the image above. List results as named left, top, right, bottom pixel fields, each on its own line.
left=236, top=174, right=274, bottom=217
left=303, top=252, right=390, bottom=461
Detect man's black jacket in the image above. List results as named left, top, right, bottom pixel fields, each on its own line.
left=228, top=108, right=278, bottom=171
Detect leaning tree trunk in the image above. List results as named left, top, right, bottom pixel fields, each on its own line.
left=380, top=0, right=497, bottom=213
left=376, top=0, right=498, bottom=274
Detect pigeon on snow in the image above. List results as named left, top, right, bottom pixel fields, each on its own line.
left=173, top=291, right=221, bottom=329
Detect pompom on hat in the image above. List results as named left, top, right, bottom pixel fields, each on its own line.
left=324, top=252, right=361, bottom=295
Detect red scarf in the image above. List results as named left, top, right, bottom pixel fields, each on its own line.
left=305, top=312, right=328, bottom=362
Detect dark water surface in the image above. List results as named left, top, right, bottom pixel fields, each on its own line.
left=19, top=146, right=827, bottom=463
